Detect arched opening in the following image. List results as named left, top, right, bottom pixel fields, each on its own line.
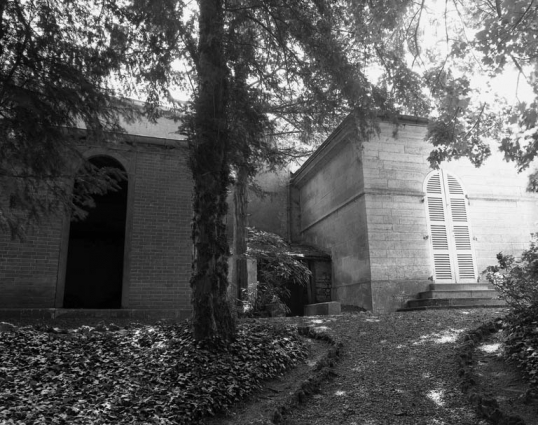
left=63, top=156, right=128, bottom=308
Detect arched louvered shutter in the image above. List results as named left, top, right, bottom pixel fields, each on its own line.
left=425, top=172, right=455, bottom=282
left=444, top=173, right=477, bottom=282
left=425, top=171, right=477, bottom=283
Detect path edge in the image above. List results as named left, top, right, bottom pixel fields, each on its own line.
left=456, top=318, right=526, bottom=425
left=269, top=326, right=343, bottom=424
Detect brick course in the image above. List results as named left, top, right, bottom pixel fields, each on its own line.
left=0, top=119, right=193, bottom=317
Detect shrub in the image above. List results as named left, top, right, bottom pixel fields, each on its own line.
left=483, top=239, right=538, bottom=309
left=501, top=304, right=538, bottom=389
left=243, top=227, right=311, bottom=315
left=483, top=238, right=538, bottom=390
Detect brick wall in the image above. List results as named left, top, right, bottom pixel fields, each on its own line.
left=128, top=144, right=192, bottom=314
left=0, top=127, right=194, bottom=317
left=0, top=217, right=64, bottom=308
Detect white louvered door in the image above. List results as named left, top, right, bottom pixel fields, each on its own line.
left=425, top=172, right=455, bottom=282
left=425, top=171, right=477, bottom=283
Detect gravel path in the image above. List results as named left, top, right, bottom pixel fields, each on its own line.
left=284, top=308, right=507, bottom=425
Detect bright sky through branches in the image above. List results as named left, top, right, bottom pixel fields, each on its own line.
left=410, top=0, right=535, bottom=106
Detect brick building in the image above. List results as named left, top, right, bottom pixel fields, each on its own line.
left=0, top=116, right=193, bottom=319
left=289, top=115, right=538, bottom=312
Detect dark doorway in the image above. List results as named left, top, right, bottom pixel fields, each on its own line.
left=285, top=281, right=309, bottom=316
left=64, top=156, right=128, bottom=308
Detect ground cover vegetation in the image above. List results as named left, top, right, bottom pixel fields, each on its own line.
left=0, top=320, right=308, bottom=424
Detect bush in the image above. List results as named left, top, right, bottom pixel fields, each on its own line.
left=243, top=227, right=311, bottom=315
left=484, top=238, right=538, bottom=390
left=502, top=304, right=538, bottom=389
left=483, top=239, right=538, bottom=309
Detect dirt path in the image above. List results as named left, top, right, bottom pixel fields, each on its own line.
left=282, top=308, right=508, bottom=425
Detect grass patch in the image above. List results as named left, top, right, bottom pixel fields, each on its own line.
left=0, top=320, right=308, bottom=424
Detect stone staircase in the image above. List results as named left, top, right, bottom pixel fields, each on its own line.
left=398, top=283, right=507, bottom=311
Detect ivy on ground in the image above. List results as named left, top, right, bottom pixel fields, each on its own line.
left=0, top=321, right=308, bottom=424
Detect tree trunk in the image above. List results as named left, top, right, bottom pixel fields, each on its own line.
left=190, top=0, right=235, bottom=342
left=233, top=165, right=249, bottom=303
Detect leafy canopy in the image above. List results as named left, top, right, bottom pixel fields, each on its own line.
left=406, top=0, right=538, bottom=175
left=0, top=0, right=182, bottom=238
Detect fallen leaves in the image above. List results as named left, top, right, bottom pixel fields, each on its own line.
left=0, top=321, right=308, bottom=424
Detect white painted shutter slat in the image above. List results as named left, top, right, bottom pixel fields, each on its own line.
left=446, top=174, right=464, bottom=195
left=445, top=174, right=477, bottom=282
left=426, top=172, right=455, bottom=282
left=457, top=254, right=476, bottom=280
left=450, top=199, right=468, bottom=222
left=425, top=170, right=478, bottom=284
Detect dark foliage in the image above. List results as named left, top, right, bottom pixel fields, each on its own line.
left=420, top=1, right=538, bottom=176
left=483, top=238, right=538, bottom=390
left=502, top=304, right=538, bottom=389
left=0, top=0, right=181, bottom=239
left=243, top=227, right=311, bottom=314
left=0, top=320, right=308, bottom=424
left=483, top=243, right=538, bottom=309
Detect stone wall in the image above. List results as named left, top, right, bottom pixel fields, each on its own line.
left=247, top=169, right=290, bottom=237
left=292, top=115, right=538, bottom=313
left=362, top=121, right=433, bottom=312
left=312, top=260, right=332, bottom=303
left=440, top=152, right=538, bottom=274
left=292, top=118, right=373, bottom=310
left=363, top=119, right=538, bottom=312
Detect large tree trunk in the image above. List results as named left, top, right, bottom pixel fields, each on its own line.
left=190, top=0, right=235, bottom=342
left=233, top=165, right=249, bottom=303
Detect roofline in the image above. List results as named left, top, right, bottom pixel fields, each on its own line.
left=68, top=127, right=188, bottom=148
left=291, top=113, right=428, bottom=185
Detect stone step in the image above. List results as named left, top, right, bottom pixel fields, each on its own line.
left=406, top=298, right=506, bottom=309
left=419, top=290, right=500, bottom=299
left=429, top=283, right=494, bottom=291
left=397, top=304, right=508, bottom=312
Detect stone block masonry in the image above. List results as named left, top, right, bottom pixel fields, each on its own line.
left=291, top=115, right=538, bottom=313
left=304, top=301, right=341, bottom=316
